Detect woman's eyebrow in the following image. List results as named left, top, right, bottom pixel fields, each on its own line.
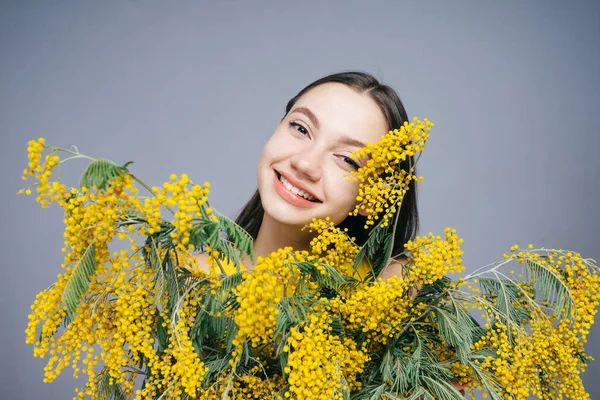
left=338, top=136, right=366, bottom=148
left=291, top=107, right=366, bottom=148
left=291, top=107, right=320, bottom=129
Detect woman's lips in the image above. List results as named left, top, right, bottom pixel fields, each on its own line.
left=273, top=171, right=321, bottom=208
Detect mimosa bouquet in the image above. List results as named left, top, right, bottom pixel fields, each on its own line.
left=22, top=118, right=599, bottom=400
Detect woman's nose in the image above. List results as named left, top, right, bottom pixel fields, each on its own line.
left=290, top=148, right=322, bottom=182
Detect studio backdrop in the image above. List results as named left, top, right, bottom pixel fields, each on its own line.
left=1, top=1, right=598, bottom=399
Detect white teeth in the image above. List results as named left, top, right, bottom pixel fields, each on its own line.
left=279, top=175, right=317, bottom=201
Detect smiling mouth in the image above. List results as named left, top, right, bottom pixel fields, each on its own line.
left=275, top=171, right=321, bottom=203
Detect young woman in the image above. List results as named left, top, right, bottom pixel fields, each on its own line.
left=195, top=71, right=418, bottom=280
left=195, top=71, right=466, bottom=395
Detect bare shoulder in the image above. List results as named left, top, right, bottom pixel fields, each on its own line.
left=193, top=252, right=211, bottom=274
left=380, top=256, right=409, bottom=280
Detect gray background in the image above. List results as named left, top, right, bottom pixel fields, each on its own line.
left=1, top=1, right=598, bottom=399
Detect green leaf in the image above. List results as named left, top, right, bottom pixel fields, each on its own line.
left=196, top=211, right=255, bottom=276
left=421, top=376, right=465, bottom=400
left=202, top=355, right=233, bottom=385
left=479, top=278, right=532, bottom=326
left=95, top=369, right=127, bottom=400
left=216, top=211, right=255, bottom=262
left=466, top=361, right=504, bottom=400
left=220, top=270, right=244, bottom=292
left=525, top=259, right=573, bottom=321
left=273, top=295, right=327, bottom=343
left=80, top=158, right=127, bottom=190
left=62, top=243, right=96, bottom=320
left=365, top=383, right=389, bottom=400
left=352, top=244, right=369, bottom=278
left=392, top=355, right=413, bottom=394
left=190, top=282, right=238, bottom=354
left=329, top=315, right=344, bottom=336
left=207, top=314, right=237, bottom=350
left=291, top=261, right=353, bottom=290
left=144, top=237, right=166, bottom=307
left=414, top=277, right=451, bottom=304
left=373, top=233, right=394, bottom=278
left=163, top=251, right=181, bottom=316
left=431, top=305, right=476, bottom=355
left=338, top=374, right=351, bottom=400
left=380, top=349, right=393, bottom=381
left=353, top=223, right=394, bottom=281
left=276, top=333, right=290, bottom=376
left=273, top=303, right=295, bottom=342
left=361, top=224, right=394, bottom=279
left=407, top=387, right=432, bottom=400
left=278, top=297, right=310, bottom=325
left=156, top=313, right=169, bottom=354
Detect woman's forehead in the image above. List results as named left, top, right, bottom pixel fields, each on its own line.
left=291, top=83, right=388, bottom=144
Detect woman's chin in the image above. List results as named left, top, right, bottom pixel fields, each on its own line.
left=263, top=206, right=349, bottom=232
left=261, top=202, right=314, bottom=227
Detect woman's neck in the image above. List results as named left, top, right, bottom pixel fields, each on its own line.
left=249, top=214, right=311, bottom=267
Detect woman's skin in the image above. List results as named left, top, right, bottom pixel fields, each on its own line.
left=196, top=82, right=404, bottom=278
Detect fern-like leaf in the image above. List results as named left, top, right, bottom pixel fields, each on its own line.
left=80, top=158, right=127, bottom=190
left=414, top=277, right=451, bottom=305
left=525, top=259, right=573, bottom=321
left=431, top=305, right=475, bottom=354
left=220, top=270, right=244, bottom=292
left=216, top=211, right=255, bottom=262
left=338, top=374, right=351, bottom=400
left=478, top=278, right=531, bottom=326
left=406, top=388, right=432, bottom=400
left=291, top=261, right=352, bottom=289
left=466, top=361, right=504, bottom=400
left=63, top=243, right=96, bottom=320
left=421, top=376, right=464, bottom=400
left=144, top=237, right=166, bottom=307
left=96, top=369, right=127, bottom=400
left=278, top=296, right=311, bottom=325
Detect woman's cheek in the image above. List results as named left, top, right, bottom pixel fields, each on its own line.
left=337, top=180, right=360, bottom=213
left=346, top=178, right=360, bottom=200
left=263, top=135, right=295, bottom=162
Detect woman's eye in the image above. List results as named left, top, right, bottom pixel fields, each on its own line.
left=340, top=156, right=360, bottom=170
left=289, top=122, right=309, bottom=136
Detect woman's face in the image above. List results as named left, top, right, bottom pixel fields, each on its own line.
left=257, top=82, right=389, bottom=229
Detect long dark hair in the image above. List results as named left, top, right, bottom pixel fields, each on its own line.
left=234, top=71, right=418, bottom=258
